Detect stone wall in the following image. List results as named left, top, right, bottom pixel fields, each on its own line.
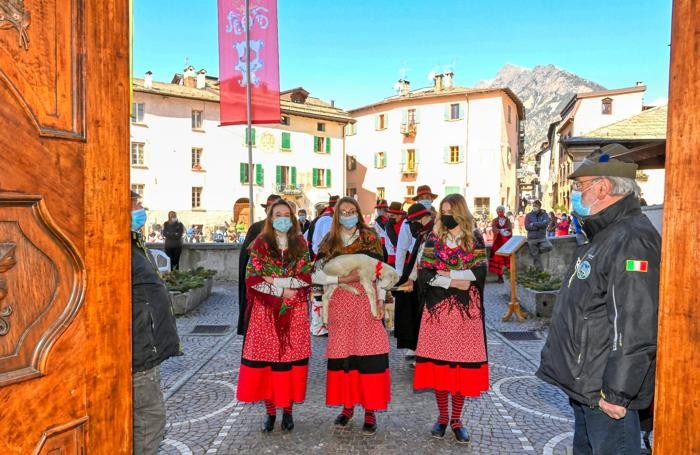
left=148, top=243, right=241, bottom=281
left=514, top=235, right=579, bottom=281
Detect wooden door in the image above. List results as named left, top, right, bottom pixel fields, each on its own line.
left=0, top=0, right=131, bottom=453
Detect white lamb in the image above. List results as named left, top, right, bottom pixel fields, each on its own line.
left=321, top=254, right=399, bottom=324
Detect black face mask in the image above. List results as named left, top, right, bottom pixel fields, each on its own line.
left=441, top=215, right=459, bottom=230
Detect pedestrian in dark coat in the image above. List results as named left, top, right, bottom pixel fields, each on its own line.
left=162, top=211, right=185, bottom=270
left=537, top=146, right=661, bottom=455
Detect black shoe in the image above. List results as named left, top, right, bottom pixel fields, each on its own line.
left=431, top=422, right=447, bottom=439
left=281, top=413, right=294, bottom=432
left=362, top=422, right=377, bottom=435
left=261, top=414, right=276, bottom=433
left=497, top=276, right=505, bottom=283
left=452, top=425, right=470, bottom=444
left=334, top=413, right=351, bottom=427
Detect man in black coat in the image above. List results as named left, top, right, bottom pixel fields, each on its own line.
left=236, top=194, right=281, bottom=335
left=537, top=146, right=661, bottom=454
left=130, top=191, right=181, bottom=454
left=524, top=200, right=552, bottom=269
left=162, top=210, right=185, bottom=270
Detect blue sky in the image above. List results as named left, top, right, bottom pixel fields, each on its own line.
left=133, top=0, right=672, bottom=109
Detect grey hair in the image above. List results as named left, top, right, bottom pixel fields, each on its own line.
left=604, top=176, right=641, bottom=197
left=496, top=205, right=506, bottom=212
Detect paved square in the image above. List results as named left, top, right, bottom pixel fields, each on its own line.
left=157, top=282, right=575, bottom=454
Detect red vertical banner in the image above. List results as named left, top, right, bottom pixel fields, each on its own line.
left=218, top=0, right=280, bottom=125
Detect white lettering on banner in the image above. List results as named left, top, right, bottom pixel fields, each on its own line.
left=224, top=5, right=270, bottom=87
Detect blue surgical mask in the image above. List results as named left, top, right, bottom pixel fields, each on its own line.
left=571, top=190, right=590, bottom=216
left=419, top=200, right=432, bottom=210
left=131, top=208, right=147, bottom=232
left=272, top=217, right=293, bottom=233
left=298, top=215, right=307, bottom=222
left=339, top=215, right=358, bottom=228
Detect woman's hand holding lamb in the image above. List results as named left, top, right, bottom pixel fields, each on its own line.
left=374, top=300, right=385, bottom=321
left=338, top=268, right=361, bottom=284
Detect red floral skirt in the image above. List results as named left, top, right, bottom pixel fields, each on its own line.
left=488, top=234, right=511, bottom=275
left=325, top=282, right=391, bottom=410
left=236, top=295, right=310, bottom=407
left=414, top=297, right=489, bottom=396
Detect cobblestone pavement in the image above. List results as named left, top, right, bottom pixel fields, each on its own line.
left=158, top=281, right=576, bottom=455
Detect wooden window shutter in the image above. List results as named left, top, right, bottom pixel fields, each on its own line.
left=275, top=165, right=282, bottom=185
left=325, top=169, right=332, bottom=188
left=291, top=166, right=297, bottom=185
left=255, top=164, right=264, bottom=185
left=314, top=136, right=320, bottom=152
left=325, top=137, right=331, bottom=153
left=443, top=146, right=451, bottom=163
left=312, top=168, right=319, bottom=186
left=374, top=115, right=380, bottom=130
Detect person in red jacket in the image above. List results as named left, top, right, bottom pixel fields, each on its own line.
left=556, top=213, right=571, bottom=236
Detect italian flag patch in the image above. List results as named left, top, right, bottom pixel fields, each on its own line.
left=626, top=259, right=648, bottom=272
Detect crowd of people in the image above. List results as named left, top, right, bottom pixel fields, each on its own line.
left=130, top=144, right=660, bottom=454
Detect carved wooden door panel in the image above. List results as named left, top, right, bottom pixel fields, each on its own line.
left=0, top=0, right=132, bottom=453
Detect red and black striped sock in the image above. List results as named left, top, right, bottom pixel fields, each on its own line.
left=435, top=390, right=449, bottom=425
left=341, top=407, right=354, bottom=418
left=264, top=400, right=276, bottom=416
left=364, top=409, right=376, bottom=425
left=450, top=393, right=465, bottom=428
left=283, top=404, right=293, bottom=415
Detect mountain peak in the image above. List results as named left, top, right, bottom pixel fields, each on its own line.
left=478, top=63, right=606, bottom=156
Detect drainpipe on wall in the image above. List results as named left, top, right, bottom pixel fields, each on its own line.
left=464, top=97, right=470, bottom=198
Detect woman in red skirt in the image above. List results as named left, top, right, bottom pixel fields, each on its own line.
left=414, top=193, right=489, bottom=444
left=488, top=205, right=512, bottom=283
left=237, top=199, right=312, bottom=433
left=313, top=197, right=390, bottom=435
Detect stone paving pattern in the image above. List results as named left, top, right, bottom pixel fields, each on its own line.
left=158, top=281, right=577, bottom=454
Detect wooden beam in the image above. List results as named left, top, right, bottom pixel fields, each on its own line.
left=654, top=0, right=700, bottom=452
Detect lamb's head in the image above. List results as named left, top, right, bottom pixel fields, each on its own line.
left=376, top=263, right=399, bottom=289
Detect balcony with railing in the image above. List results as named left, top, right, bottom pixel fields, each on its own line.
left=276, top=183, right=303, bottom=195
left=400, top=121, right=417, bottom=137
left=400, top=164, right=417, bottom=181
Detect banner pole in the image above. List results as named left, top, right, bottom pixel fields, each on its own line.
left=245, top=0, right=254, bottom=226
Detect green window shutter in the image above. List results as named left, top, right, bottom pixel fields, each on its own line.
left=415, top=148, right=421, bottom=164
left=252, top=128, right=256, bottom=145
left=445, top=185, right=460, bottom=195
left=281, top=132, right=291, bottom=149
left=275, top=165, right=282, bottom=185
left=443, top=146, right=451, bottom=163
left=374, top=153, right=379, bottom=168
left=255, top=164, right=263, bottom=185
left=444, top=105, right=450, bottom=121
left=415, top=109, right=421, bottom=124
left=314, top=136, right=319, bottom=152
left=401, top=110, right=408, bottom=125
left=458, top=145, right=465, bottom=162
left=325, top=137, right=331, bottom=153
left=291, top=166, right=297, bottom=185
left=240, top=162, right=246, bottom=183
left=312, top=168, right=319, bottom=186
left=326, top=168, right=332, bottom=188
left=400, top=149, right=406, bottom=165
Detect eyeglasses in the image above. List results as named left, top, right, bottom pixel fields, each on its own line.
left=572, top=178, right=601, bottom=191
left=339, top=210, right=357, bottom=217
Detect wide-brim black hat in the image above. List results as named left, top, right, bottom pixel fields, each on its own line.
left=261, top=194, right=282, bottom=209
left=387, top=201, right=404, bottom=215
left=412, top=185, right=438, bottom=201
left=406, top=203, right=431, bottom=221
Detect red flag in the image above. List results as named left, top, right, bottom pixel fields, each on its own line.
left=217, top=0, right=280, bottom=125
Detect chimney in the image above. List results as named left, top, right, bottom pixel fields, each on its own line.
left=144, top=71, right=153, bottom=89
left=398, top=79, right=411, bottom=96
left=433, top=73, right=444, bottom=92
left=636, top=81, right=644, bottom=87
left=330, top=100, right=335, bottom=108
left=183, top=65, right=196, bottom=88
left=196, top=69, right=207, bottom=89
left=444, top=72, right=454, bottom=89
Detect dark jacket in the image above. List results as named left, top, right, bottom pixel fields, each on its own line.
left=525, top=209, right=550, bottom=240
left=536, top=194, right=660, bottom=409
left=162, top=220, right=185, bottom=248
left=237, top=219, right=265, bottom=335
left=132, top=233, right=181, bottom=373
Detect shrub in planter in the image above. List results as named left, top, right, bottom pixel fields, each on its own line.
left=163, top=267, right=217, bottom=293
left=506, top=267, right=561, bottom=291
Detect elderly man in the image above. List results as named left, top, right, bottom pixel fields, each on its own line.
left=537, top=145, right=661, bottom=455
left=524, top=200, right=552, bottom=269
left=130, top=191, right=181, bottom=454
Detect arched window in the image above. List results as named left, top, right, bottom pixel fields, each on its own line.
left=602, top=97, right=613, bottom=115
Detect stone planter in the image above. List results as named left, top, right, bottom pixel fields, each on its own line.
left=515, top=284, right=559, bottom=318
left=170, top=278, right=214, bottom=316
